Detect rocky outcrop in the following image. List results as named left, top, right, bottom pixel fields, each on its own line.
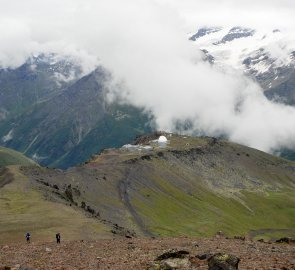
left=149, top=250, right=191, bottom=269
left=208, top=253, right=240, bottom=270
left=276, top=237, right=295, bottom=244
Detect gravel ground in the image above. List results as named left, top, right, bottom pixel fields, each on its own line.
left=1, top=237, right=295, bottom=269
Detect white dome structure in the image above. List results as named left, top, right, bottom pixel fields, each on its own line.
left=158, top=136, right=168, bottom=147
left=158, top=136, right=168, bottom=143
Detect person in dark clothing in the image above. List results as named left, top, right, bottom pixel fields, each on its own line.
left=26, top=232, right=31, bottom=243
left=56, top=233, right=61, bottom=244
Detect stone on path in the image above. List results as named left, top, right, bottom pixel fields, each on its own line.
left=208, top=253, right=240, bottom=270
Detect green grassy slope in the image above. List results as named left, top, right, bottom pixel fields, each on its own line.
left=123, top=136, right=295, bottom=238
left=131, top=167, right=295, bottom=238
left=19, top=134, right=295, bottom=241
left=0, top=147, right=36, bottom=167
left=0, top=166, right=112, bottom=244
left=131, top=136, right=295, bottom=239
left=3, top=134, right=295, bottom=242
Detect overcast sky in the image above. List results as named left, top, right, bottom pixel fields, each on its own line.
left=1, top=0, right=295, bottom=153
left=163, top=0, right=295, bottom=30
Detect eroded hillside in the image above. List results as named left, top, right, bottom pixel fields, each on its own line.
left=8, top=134, right=294, bottom=242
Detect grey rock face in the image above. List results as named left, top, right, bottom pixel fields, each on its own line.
left=189, top=27, right=222, bottom=41
left=214, top=27, right=255, bottom=45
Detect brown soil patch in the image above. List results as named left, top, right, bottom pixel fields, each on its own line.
left=1, top=237, right=295, bottom=269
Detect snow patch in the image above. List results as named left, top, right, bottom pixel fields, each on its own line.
left=252, top=61, right=272, bottom=75
left=191, top=27, right=295, bottom=75
left=24, top=135, right=39, bottom=154
left=2, top=129, right=13, bottom=142
left=32, top=153, right=48, bottom=161
left=122, top=144, right=153, bottom=152
left=54, top=70, right=77, bottom=83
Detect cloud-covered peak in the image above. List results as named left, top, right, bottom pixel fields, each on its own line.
left=1, top=0, right=295, bottom=154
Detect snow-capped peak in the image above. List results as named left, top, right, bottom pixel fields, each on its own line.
left=190, top=26, right=295, bottom=79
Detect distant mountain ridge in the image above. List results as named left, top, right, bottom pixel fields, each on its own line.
left=0, top=56, right=151, bottom=168
left=0, top=26, right=294, bottom=168
left=190, top=26, right=295, bottom=104
left=0, top=54, right=83, bottom=122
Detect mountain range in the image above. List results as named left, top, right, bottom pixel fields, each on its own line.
left=0, top=55, right=151, bottom=168
left=0, top=26, right=294, bottom=168
left=190, top=26, right=295, bottom=104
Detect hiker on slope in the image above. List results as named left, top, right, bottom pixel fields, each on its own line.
left=25, top=232, right=31, bottom=243
left=56, top=233, right=61, bottom=244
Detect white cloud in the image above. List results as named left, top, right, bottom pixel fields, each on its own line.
left=0, top=0, right=295, bottom=153
left=160, top=0, right=295, bottom=32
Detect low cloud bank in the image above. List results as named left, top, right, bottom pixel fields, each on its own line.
left=1, top=0, right=295, bottom=152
